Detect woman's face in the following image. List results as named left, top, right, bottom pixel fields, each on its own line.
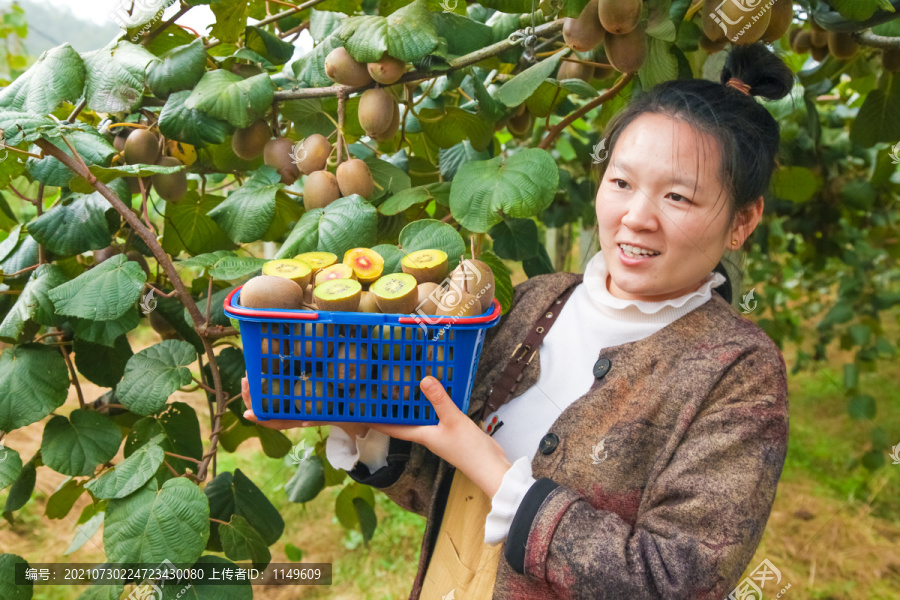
left=595, top=112, right=756, bottom=302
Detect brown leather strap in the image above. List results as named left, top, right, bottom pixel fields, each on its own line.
left=480, top=275, right=583, bottom=422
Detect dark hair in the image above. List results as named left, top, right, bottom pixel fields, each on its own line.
left=591, top=43, right=794, bottom=302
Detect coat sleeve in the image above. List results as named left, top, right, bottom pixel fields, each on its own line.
left=503, top=340, right=790, bottom=600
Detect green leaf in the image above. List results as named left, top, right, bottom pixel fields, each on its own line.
left=161, top=556, right=252, bottom=600
left=285, top=456, right=326, bottom=503
left=0, top=234, right=39, bottom=283
left=432, top=10, right=494, bottom=57
left=0, top=344, right=69, bottom=432
left=378, top=182, right=451, bottom=215
left=477, top=249, right=513, bottom=313
left=262, top=191, right=304, bottom=242
left=41, top=409, right=122, bottom=477
left=158, top=90, right=231, bottom=148
left=205, top=469, right=285, bottom=551
left=257, top=426, right=293, bottom=458
left=0, top=109, right=60, bottom=146
left=207, top=167, right=283, bottom=243
left=49, top=254, right=147, bottom=321
left=284, top=543, right=305, bottom=562
left=220, top=514, right=272, bottom=566
left=418, top=106, right=493, bottom=151
left=849, top=77, right=900, bottom=147
left=522, top=241, right=554, bottom=277
left=848, top=394, right=876, bottom=420
left=282, top=98, right=340, bottom=139
left=246, top=26, right=295, bottom=66
left=489, top=218, right=539, bottom=261
left=334, top=482, right=375, bottom=531
left=86, top=162, right=184, bottom=185
left=148, top=38, right=207, bottom=97
left=525, top=80, right=568, bottom=117
left=365, top=156, right=412, bottom=201
left=185, top=71, right=275, bottom=129
left=0, top=554, right=32, bottom=600
left=449, top=148, right=559, bottom=233
left=0, top=446, right=23, bottom=491
left=398, top=219, right=467, bottom=272
left=125, top=402, right=203, bottom=476
left=180, top=251, right=267, bottom=281
left=26, top=127, right=117, bottom=188
left=438, top=140, right=490, bottom=180
left=210, top=0, right=250, bottom=44
left=0, top=43, right=85, bottom=113
left=28, top=192, right=115, bottom=257
left=479, top=0, right=532, bottom=12
left=0, top=264, right=67, bottom=344
left=73, top=335, right=132, bottom=388
left=3, top=458, right=35, bottom=514
left=45, top=477, right=85, bottom=520
left=117, top=340, right=198, bottom=416
left=162, top=191, right=236, bottom=257
left=340, top=0, right=439, bottom=63
left=104, top=477, right=209, bottom=564
left=638, top=38, right=678, bottom=89
left=828, top=0, right=881, bottom=20
left=558, top=78, right=597, bottom=98
left=71, top=308, right=141, bottom=347
left=495, top=48, right=568, bottom=107
left=371, top=243, right=406, bottom=274
left=85, top=436, right=165, bottom=500
left=66, top=504, right=105, bottom=555
left=276, top=195, right=377, bottom=259
left=353, top=496, right=377, bottom=544
left=291, top=34, right=343, bottom=87
left=82, top=41, right=159, bottom=114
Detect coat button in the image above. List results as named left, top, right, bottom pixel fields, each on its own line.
left=593, top=358, right=611, bottom=379
left=539, top=433, right=559, bottom=455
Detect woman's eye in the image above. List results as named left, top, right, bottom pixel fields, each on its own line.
left=669, top=193, right=690, bottom=203
left=612, top=179, right=628, bottom=189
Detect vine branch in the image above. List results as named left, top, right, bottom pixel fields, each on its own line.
left=853, top=30, right=900, bottom=50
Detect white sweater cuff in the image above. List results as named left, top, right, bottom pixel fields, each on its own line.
left=484, top=456, right=537, bottom=546
left=325, top=426, right=390, bottom=472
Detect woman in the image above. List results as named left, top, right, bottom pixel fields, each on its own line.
left=242, top=42, right=793, bottom=599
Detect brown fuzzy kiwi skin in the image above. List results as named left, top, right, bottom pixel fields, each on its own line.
left=113, top=131, right=129, bottom=152
left=232, top=120, right=271, bottom=161
left=294, top=134, right=332, bottom=175
left=791, top=30, right=812, bottom=54
left=604, top=27, right=647, bottom=73
left=293, top=323, right=335, bottom=359
left=329, top=343, right=372, bottom=394
left=701, top=0, right=725, bottom=42
left=124, top=129, right=160, bottom=165
left=335, top=158, right=375, bottom=199
left=149, top=310, right=179, bottom=340
left=304, top=170, right=341, bottom=210
left=809, top=19, right=828, bottom=48
left=449, top=259, right=495, bottom=313
left=151, top=156, right=187, bottom=203
left=367, top=56, right=406, bottom=84
left=371, top=100, right=400, bottom=142
left=435, top=290, right=481, bottom=317
left=324, top=47, right=373, bottom=87
left=597, top=0, right=641, bottom=35
left=724, top=0, right=771, bottom=44
left=827, top=31, right=858, bottom=60
left=810, top=43, right=829, bottom=62
left=507, top=109, right=534, bottom=138
left=358, top=290, right=381, bottom=313
left=761, top=0, right=792, bottom=43
left=416, top=282, right=444, bottom=316
left=264, top=137, right=300, bottom=185
left=240, top=275, right=305, bottom=309
left=563, top=0, right=605, bottom=53
left=699, top=32, right=727, bottom=53
left=883, top=48, right=900, bottom=73
left=558, top=60, right=595, bottom=81
left=314, top=279, right=362, bottom=312
left=359, top=88, right=396, bottom=138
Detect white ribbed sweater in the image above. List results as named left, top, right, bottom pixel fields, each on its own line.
left=326, top=250, right=726, bottom=544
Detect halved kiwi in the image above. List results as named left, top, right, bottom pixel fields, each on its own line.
left=240, top=275, right=304, bottom=309
left=400, top=249, right=448, bottom=284
left=343, top=248, right=385, bottom=284
left=262, top=259, right=312, bottom=288
left=293, top=251, right=337, bottom=277
left=371, top=272, right=419, bottom=314
left=315, top=263, right=356, bottom=287
left=313, top=278, right=362, bottom=312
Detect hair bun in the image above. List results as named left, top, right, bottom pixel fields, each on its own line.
left=720, top=43, right=794, bottom=101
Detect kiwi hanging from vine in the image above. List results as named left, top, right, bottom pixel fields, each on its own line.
left=604, top=27, right=647, bottom=73
left=335, top=158, right=374, bottom=199
left=368, top=56, right=406, bottom=85
left=151, top=156, right=187, bottom=203
left=232, top=120, right=271, bottom=161
left=563, top=0, right=605, bottom=53
left=324, top=47, right=373, bottom=87
left=597, top=0, right=641, bottom=35
left=263, top=137, right=300, bottom=185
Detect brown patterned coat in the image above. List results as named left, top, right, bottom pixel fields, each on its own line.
left=347, top=271, right=789, bottom=599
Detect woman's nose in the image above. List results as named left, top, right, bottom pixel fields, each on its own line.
left=620, top=193, right=659, bottom=230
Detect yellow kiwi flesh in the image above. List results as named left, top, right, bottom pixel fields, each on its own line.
left=262, top=259, right=312, bottom=288
left=371, top=272, right=419, bottom=314
left=314, top=278, right=362, bottom=312
left=343, top=248, right=385, bottom=284
left=400, top=249, right=448, bottom=284
left=293, top=252, right=337, bottom=277
left=315, top=263, right=356, bottom=287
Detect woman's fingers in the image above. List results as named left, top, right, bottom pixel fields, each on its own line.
left=419, top=376, right=460, bottom=425
left=241, top=377, right=252, bottom=411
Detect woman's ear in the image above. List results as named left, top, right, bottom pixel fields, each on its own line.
left=730, top=196, right=764, bottom=248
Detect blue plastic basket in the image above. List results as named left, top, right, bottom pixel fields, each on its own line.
left=224, top=286, right=502, bottom=425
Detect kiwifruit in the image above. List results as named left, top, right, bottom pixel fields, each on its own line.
left=126, top=250, right=151, bottom=279
left=368, top=56, right=406, bottom=85
left=424, top=344, right=447, bottom=380
left=166, top=140, right=197, bottom=166
left=557, top=60, right=595, bottom=81
left=416, top=282, right=444, bottom=316
left=293, top=251, right=337, bottom=277
left=701, top=0, right=725, bottom=42
left=507, top=109, right=533, bottom=138
left=314, top=278, right=362, bottom=312
left=294, top=133, right=332, bottom=175
left=124, top=129, right=160, bottom=165
left=809, top=19, right=828, bottom=48
left=315, top=263, right=356, bottom=287
left=292, top=323, right=335, bottom=359
left=264, top=137, right=300, bottom=185
left=371, top=272, right=419, bottom=314
left=400, top=249, right=448, bottom=284
left=151, top=156, right=187, bottom=203
left=113, top=131, right=130, bottom=152
left=597, top=0, right=641, bottom=35
left=604, top=27, right=647, bottom=73
left=149, top=311, right=178, bottom=340
left=720, top=0, right=771, bottom=44
left=374, top=326, right=414, bottom=361
left=449, top=258, right=495, bottom=313
left=563, top=0, right=605, bottom=52
left=371, top=100, right=400, bottom=142
left=304, top=170, right=341, bottom=210
left=358, top=290, right=380, bottom=313
left=359, top=88, right=396, bottom=138
left=328, top=343, right=372, bottom=394
left=303, top=283, right=314, bottom=306
left=324, top=47, right=373, bottom=87
left=229, top=61, right=263, bottom=79
left=240, top=275, right=304, bottom=309
left=343, top=248, right=385, bottom=284
left=810, top=43, right=828, bottom=62
left=232, top=120, right=271, bottom=161
left=126, top=176, right=146, bottom=195
left=790, top=30, right=812, bottom=54
left=699, top=32, right=727, bottom=53
left=827, top=31, right=858, bottom=60
left=335, top=158, right=374, bottom=200
left=293, top=378, right=330, bottom=412
left=93, top=245, right=122, bottom=266
left=435, top=286, right=481, bottom=318
left=261, top=336, right=287, bottom=374
left=262, top=258, right=312, bottom=288
left=882, top=48, right=900, bottom=73
left=761, top=0, right=792, bottom=43
left=379, top=364, right=414, bottom=401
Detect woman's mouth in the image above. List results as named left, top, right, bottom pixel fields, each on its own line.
left=618, top=243, right=661, bottom=264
